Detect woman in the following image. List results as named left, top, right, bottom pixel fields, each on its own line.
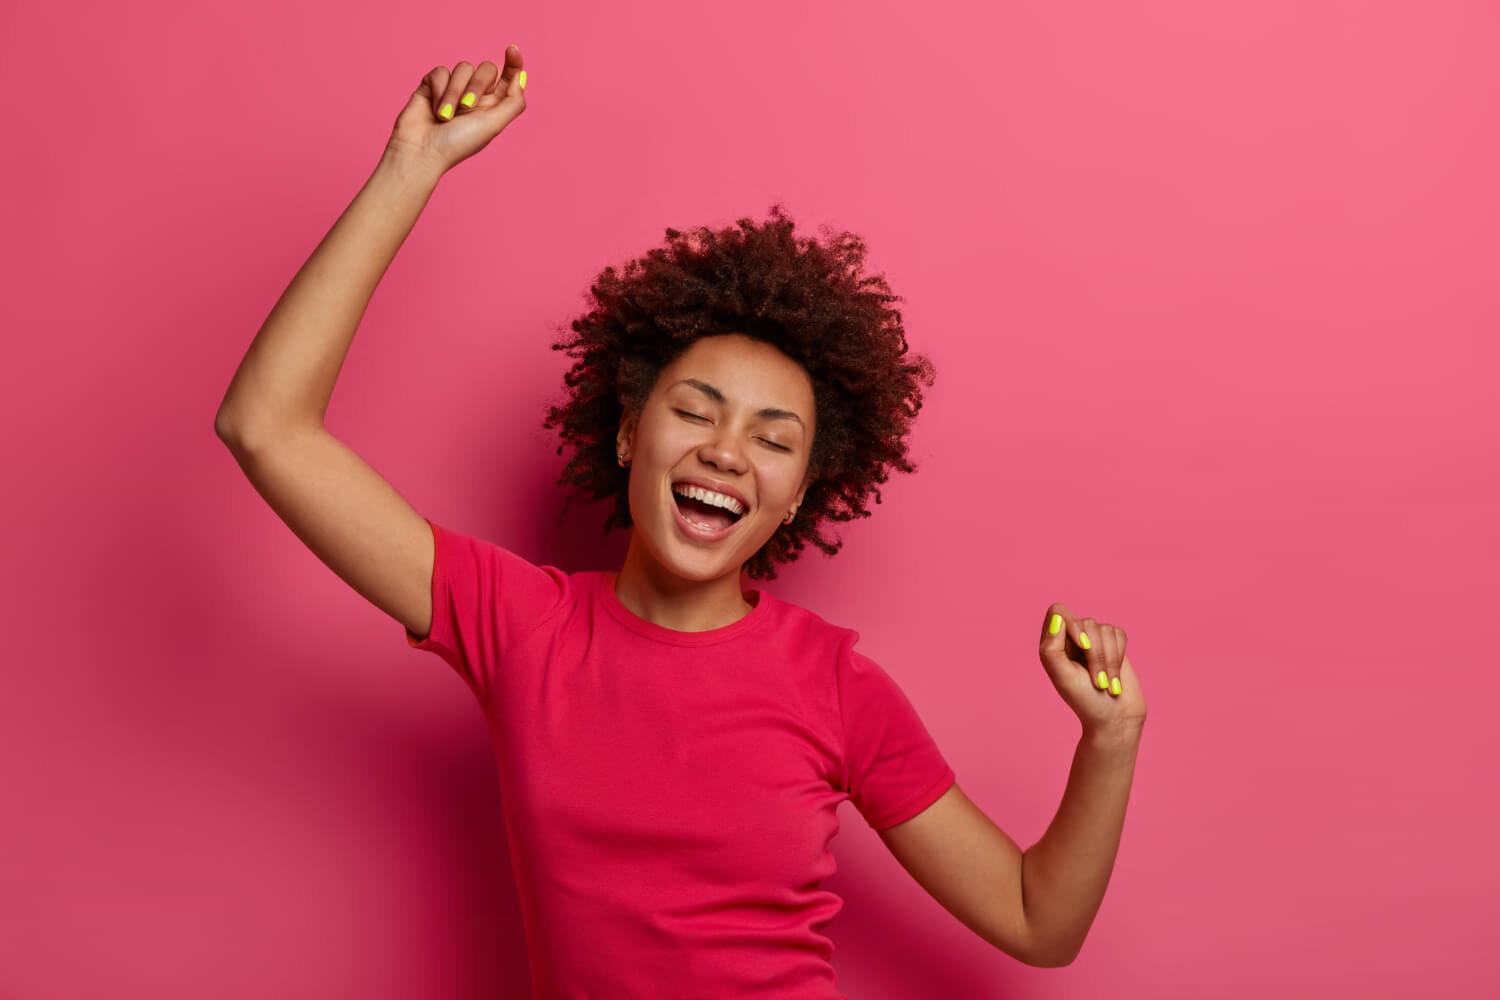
left=215, top=48, right=1147, bottom=997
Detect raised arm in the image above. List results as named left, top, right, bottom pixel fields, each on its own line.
left=213, top=149, right=442, bottom=445
left=215, top=52, right=526, bottom=441
left=214, top=57, right=527, bottom=639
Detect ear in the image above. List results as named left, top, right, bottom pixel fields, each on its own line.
left=793, top=476, right=813, bottom=510
left=616, top=406, right=637, bottom=461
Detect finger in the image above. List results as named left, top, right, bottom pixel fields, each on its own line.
left=1040, top=603, right=1086, bottom=681
left=481, top=57, right=528, bottom=123
left=1081, top=616, right=1108, bottom=692
left=1114, top=626, right=1128, bottom=696
left=423, top=66, right=452, bottom=114
left=436, top=61, right=477, bottom=121
left=499, top=43, right=524, bottom=86
left=466, top=47, right=526, bottom=125
left=457, top=59, right=502, bottom=112
left=400, top=72, right=435, bottom=120
left=1098, top=624, right=1121, bottom=697
left=1041, top=603, right=1075, bottom=650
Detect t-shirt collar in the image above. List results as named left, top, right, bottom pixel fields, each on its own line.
left=599, top=571, right=771, bottom=646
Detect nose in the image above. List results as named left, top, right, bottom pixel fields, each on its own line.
left=698, top=427, right=748, bottom=476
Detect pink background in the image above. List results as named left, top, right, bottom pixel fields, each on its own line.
left=3, top=0, right=1497, bottom=996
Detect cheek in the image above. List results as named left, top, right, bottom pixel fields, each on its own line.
left=737, top=480, right=789, bottom=531
left=637, top=419, right=694, bottom=461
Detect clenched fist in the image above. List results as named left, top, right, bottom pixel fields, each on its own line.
left=1038, top=603, right=1147, bottom=739
left=387, top=46, right=528, bottom=175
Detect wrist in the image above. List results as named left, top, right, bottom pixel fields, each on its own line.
left=379, top=142, right=446, bottom=189
left=1082, top=721, right=1144, bottom=751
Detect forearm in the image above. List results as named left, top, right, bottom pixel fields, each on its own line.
left=1021, top=726, right=1142, bottom=966
left=215, top=148, right=443, bottom=443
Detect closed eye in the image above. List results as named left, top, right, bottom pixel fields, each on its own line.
left=675, top=410, right=791, bottom=452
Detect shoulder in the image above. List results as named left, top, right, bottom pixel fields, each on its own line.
left=759, top=589, right=859, bottom=655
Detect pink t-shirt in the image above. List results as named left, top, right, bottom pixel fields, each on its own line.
left=404, top=517, right=956, bottom=999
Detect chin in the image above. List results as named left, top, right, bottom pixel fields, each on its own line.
left=652, top=509, right=766, bottom=580
left=661, top=538, right=750, bottom=580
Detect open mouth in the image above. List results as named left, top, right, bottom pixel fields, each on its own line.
left=672, top=491, right=745, bottom=533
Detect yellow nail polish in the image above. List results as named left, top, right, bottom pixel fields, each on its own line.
left=1110, top=677, right=1121, bottom=696
left=1096, top=670, right=1109, bottom=690
left=439, top=103, right=454, bottom=120
left=1079, top=631, right=1090, bottom=650
left=519, top=69, right=527, bottom=89
left=460, top=92, right=475, bottom=108
left=1048, top=614, right=1061, bottom=635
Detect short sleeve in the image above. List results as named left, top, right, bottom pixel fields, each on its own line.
left=403, top=517, right=571, bottom=701
left=836, top=636, right=957, bottom=831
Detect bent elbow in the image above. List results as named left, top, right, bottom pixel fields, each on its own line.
left=1026, top=937, right=1082, bottom=968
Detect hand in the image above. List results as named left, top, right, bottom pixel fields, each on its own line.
left=1037, top=603, right=1147, bottom=739
left=386, top=47, right=528, bottom=175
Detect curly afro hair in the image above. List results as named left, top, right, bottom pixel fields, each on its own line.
left=542, top=203, right=936, bottom=581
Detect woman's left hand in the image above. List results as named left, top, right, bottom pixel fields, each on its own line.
left=1038, top=602, right=1148, bottom=739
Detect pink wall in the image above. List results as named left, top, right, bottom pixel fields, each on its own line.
left=3, top=0, right=1496, bottom=996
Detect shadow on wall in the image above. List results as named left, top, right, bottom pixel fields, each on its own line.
left=416, top=731, right=536, bottom=997
left=499, top=426, right=634, bottom=576
left=828, top=847, right=1027, bottom=995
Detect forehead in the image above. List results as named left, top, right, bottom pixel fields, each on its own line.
left=656, top=334, right=813, bottom=406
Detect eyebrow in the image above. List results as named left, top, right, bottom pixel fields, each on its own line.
left=669, top=379, right=805, bottom=427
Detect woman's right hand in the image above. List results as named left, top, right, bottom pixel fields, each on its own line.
left=387, top=46, right=527, bottom=176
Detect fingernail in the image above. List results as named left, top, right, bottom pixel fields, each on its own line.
left=1096, top=670, right=1109, bottom=690
left=1048, top=614, right=1062, bottom=635
left=439, top=103, right=454, bottom=120
left=460, top=92, right=475, bottom=108
left=1110, top=677, right=1121, bottom=696
left=1079, top=631, right=1090, bottom=650
left=519, top=69, right=527, bottom=89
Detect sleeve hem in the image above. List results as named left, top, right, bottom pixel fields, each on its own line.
left=832, top=630, right=856, bottom=794
left=868, top=767, right=957, bottom=832
left=403, top=516, right=456, bottom=663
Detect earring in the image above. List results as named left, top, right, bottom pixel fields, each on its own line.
left=617, top=453, right=629, bottom=467
left=783, top=509, right=796, bottom=525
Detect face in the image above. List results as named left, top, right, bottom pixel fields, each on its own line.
left=616, top=333, right=816, bottom=583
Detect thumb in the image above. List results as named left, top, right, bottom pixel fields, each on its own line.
left=1038, top=603, right=1086, bottom=677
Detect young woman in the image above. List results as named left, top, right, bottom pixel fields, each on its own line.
left=215, top=48, right=1147, bottom=997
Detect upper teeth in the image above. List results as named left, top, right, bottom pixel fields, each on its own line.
left=672, top=484, right=745, bottom=516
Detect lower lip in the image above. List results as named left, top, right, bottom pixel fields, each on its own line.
left=672, top=498, right=744, bottom=543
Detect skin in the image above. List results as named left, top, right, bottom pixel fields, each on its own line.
left=606, top=335, right=1146, bottom=968
left=612, top=333, right=816, bottom=632
left=606, top=334, right=1146, bottom=966
left=386, top=53, right=1147, bottom=966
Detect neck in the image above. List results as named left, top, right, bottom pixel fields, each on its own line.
left=613, top=533, right=755, bottom=632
